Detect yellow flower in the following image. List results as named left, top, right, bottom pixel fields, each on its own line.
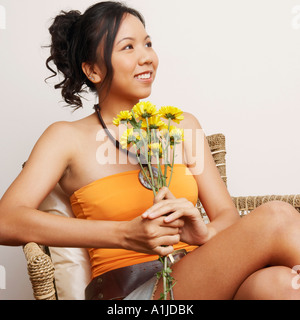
left=158, top=126, right=184, bottom=145
left=169, top=126, right=184, bottom=144
left=120, top=128, right=134, bottom=149
left=141, top=116, right=168, bottom=130
left=113, top=110, right=132, bottom=126
left=120, top=128, right=147, bottom=149
left=149, top=142, right=162, bottom=152
left=132, top=101, right=158, bottom=119
left=136, top=128, right=148, bottom=141
left=148, top=142, right=163, bottom=156
left=158, top=128, right=170, bottom=140
left=158, top=106, right=184, bottom=124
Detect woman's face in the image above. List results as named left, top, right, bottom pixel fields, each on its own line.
left=109, top=14, right=159, bottom=104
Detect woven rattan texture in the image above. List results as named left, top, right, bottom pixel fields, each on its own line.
left=23, top=242, right=56, bottom=300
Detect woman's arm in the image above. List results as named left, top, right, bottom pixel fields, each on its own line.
left=0, top=121, right=100, bottom=247
left=142, top=112, right=240, bottom=245
left=0, top=122, right=181, bottom=255
left=184, top=113, right=240, bottom=234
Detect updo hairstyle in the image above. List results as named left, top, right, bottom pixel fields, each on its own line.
left=46, top=1, right=145, bottom=109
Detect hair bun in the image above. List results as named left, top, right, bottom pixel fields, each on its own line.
left=49, top=10, right=81, bottom=39
left=47, top=10, right=81, bottom=78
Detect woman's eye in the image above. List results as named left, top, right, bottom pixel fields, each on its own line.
left=146, top=41, right=152, bottom=48
left=123, top=44, right=133, bottom=50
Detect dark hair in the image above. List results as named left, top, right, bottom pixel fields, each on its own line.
left=46, top=1, right=145, bottom=109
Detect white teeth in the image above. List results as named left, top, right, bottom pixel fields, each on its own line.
left=136, top=73, right=151, bottom=80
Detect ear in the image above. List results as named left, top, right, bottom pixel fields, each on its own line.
left=82, top=62, right=102, bottom=84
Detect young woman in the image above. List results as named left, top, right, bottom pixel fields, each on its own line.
left=0, top=1, right=300, bottom=300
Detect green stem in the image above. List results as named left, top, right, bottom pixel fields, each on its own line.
left=163, top=256, right=167, bottom=300
left=144, top=118, right=158, bottom=194
left=148, top=163, right=157, bottom=193
left=167, top=144, right=176, bottom=188
left=135, top=145, right=156, bottom=195
left=156, top=154, right=165, bottom=189
left=163, top=118, right=171, bottom=186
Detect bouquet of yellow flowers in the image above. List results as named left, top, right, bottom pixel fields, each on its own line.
left=113, top=101, right=184, bottom=300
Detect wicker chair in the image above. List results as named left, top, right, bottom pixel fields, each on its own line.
left=23, top=133, right=300, bottom=300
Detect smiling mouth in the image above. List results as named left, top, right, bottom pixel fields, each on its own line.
left=134, top=72, right=152, bottom=80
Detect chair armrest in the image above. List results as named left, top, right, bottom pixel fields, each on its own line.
left=197, top=194, right=300, bottom=219
left=23, top=242, right=56, bottom=300
left=231, top=194, right=300, bottom=216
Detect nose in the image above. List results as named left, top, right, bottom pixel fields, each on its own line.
left=138, top=47, right=153, bottom=66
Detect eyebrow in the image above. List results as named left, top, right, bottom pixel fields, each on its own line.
left=116, top=35, right=151, bottom=46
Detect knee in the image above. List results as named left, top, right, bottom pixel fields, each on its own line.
left=262, top=200, right=296, bottom=217
left=257, top=200, right=298, bottom=230
left=234, top=266, right=300, bottom=300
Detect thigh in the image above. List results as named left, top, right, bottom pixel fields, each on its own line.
left=153, top=204, right=300, bottom=300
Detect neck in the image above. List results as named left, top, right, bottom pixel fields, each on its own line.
left=97, top=93, right=139, bottom=123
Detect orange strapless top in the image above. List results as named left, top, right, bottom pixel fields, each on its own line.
left=70, top=164, right=199, bottom=279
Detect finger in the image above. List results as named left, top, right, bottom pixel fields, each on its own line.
left=154, top=186, right=176, bottom=204
left=157, top=226, right=181, bottom=238
left=143, top=199, right=191, bottom=219
left=164, top=207, right=199, bottom=223
left=142, top=202, right=174, bottom=219
left=161, top=218, right=184, bottom=229
left=154, top=245, right=174, bottom=256
left=159, top=234, right=181, bottom=247
left=152, top=234, right=181, bottom=254
left=142, top=217, right=181, bottom=239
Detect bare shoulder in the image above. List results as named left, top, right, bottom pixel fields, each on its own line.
left=169, top=111, right=205, bottom=167
left=24, top=120, right=83, bottom=175
left=0, top=116, right=95, bottom=209
left=42, top=120, right=79, bottom=140
left=37, top=119, right=86, bottom=152
left=32, top=114, right=96, bottom=164
left=177, top=111, right=203, bottom=130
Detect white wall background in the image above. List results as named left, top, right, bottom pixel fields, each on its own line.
left=0, top=0, right=299, bottom=299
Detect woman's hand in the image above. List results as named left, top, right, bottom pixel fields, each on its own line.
left=142, top=187, right=212, bottom=246
left=120, top=211, right=184, bottom=256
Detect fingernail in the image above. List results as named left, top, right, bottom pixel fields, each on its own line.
left=142, top=210, right=151, bottom=217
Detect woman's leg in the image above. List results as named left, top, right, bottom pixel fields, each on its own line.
left=153, top=201, right=300, bottom=300
left=233, top=266, right=299, bottom=300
